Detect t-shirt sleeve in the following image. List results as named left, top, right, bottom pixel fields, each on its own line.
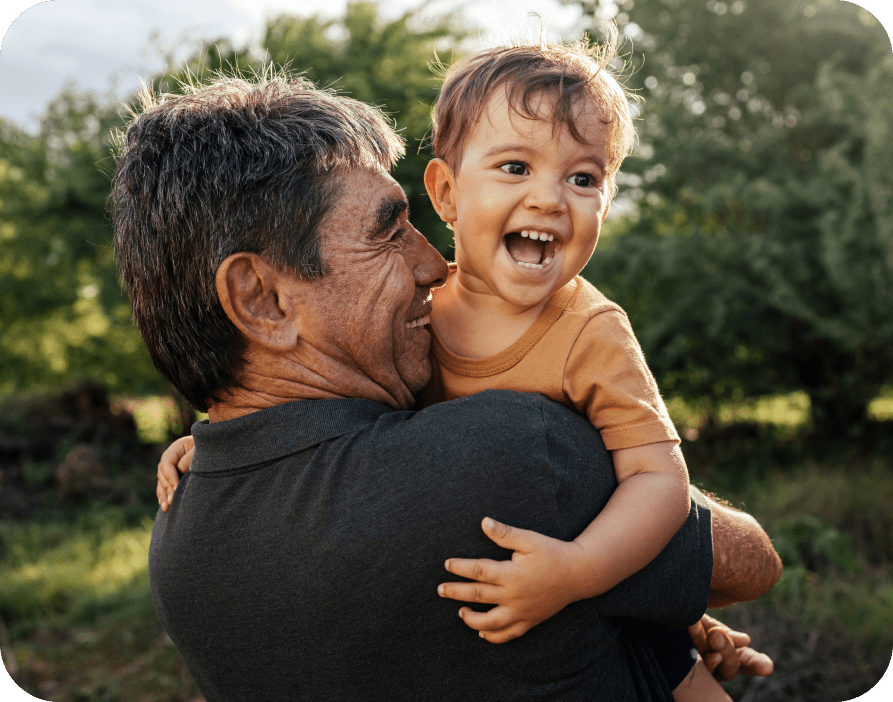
left=563, top=309, right=679, bottom=451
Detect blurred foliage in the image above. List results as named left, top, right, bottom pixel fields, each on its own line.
left=772, top=515, right=860, bottom=573
left=0, top=510, right=154, bottom=630
left=0, top=1, right=465, bottom=398
left=575, top=0, right=893, bottom=435
left=0, top=92, right=163, bottom=396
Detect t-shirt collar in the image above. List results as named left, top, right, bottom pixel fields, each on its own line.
left=189, top=398, right=395, bottom=472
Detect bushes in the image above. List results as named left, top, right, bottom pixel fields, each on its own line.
left=0, top=379, right=161, bottom=519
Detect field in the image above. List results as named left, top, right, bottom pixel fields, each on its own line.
left=1, top=388, right=892, bottom=701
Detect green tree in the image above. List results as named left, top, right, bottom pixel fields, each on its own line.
left=0, top=90, right=163, bottom=396
left=573, top=0, right=893, bottom=434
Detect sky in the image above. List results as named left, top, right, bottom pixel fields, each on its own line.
left=0, top=0, right=586, bottom=132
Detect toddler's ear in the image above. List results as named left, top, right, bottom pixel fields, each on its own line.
left=424, top=159, right=457, bottom=223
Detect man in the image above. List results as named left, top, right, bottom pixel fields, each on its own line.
left=111, top=74, right=781, bottom=701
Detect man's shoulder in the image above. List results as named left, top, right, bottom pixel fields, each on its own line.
left=407, top=390, right=579, bottom=431
left=394, top=390, right=549, bottom=447
left=381, top=390, right=605, bottom=461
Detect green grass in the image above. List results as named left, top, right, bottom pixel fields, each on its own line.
left=0, top=508, right=155, bottom=635
left=711, top=458, right=893, bottom=652
left=1, top=507, right=203, bottom=701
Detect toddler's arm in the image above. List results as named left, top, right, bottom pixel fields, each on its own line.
left=576, top=439, right=692, bottom=593
left=438, top=440, right=690, bottom=643
left=156, top=435, right=195, bottom=511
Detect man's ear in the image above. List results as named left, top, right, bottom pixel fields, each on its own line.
left=424, top=158, right=457, bottom=223
left=215, top=253, right=299, bottom=353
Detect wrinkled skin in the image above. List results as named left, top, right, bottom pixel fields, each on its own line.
left=208, top=166, right=448, bottom=422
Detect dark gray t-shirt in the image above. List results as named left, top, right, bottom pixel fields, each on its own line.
left=149, top=390, right=712, bottom=701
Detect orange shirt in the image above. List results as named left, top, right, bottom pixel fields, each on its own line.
left=419, top=271, right=679, bottom=451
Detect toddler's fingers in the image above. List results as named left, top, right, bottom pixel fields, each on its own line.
left=454, top=605, right=517, bottom=633
left=480, top=517, right=544, bottom=554
left=444, top=557, right=505, bottom=585
left=178, top=446, right=195, bottom=473
left=477, top=621, right=529, bottom=644
left=437, top=580, right=502, bottom=605
left=156, top=478, right=167, bottom=507
left=158, top=459, right=181, bottom=490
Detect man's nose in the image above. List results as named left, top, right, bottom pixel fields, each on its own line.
left=407, top=227, right=449, bottom=289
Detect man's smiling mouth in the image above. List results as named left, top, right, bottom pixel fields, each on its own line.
left=405, top=315, right=430, bottom=329
left=504, top=230, right=560, bottom=270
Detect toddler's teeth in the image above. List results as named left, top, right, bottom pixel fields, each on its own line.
left=521, top=231, right=530, bottom=238
left=543, top=256, right=552, bottom=264
left=547, top=235, right=554, bottom=241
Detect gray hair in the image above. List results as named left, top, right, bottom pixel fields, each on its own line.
left=110, top=72, right=405, bottom=411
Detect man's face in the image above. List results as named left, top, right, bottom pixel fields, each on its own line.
left=291, top=167, right=448, bottom=409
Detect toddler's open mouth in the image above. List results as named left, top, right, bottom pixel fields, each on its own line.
left=504, top=230, right=560, bottom=269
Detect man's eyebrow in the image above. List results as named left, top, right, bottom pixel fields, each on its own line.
left=367, top=196, right=409, bottom=240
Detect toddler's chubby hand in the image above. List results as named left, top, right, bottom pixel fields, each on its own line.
left=156, top=435, right=195, bottom=512
left=437, top=517, right=585, bottom=644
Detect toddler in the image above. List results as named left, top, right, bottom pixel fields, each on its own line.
left=419, top=36, right=727, bottom=701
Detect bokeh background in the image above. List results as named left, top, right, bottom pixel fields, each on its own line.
left=1, top=1, right=892, bottom=700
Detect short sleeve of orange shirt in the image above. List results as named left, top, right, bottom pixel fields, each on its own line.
left=563, top=307, right=679, bottom=451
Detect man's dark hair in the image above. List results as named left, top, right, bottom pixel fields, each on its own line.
left=110, top=72, right=405, bottom=411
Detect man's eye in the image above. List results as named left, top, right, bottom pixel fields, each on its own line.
left=567, top=173, right=594, bottom=187
left=500, top=162, right=528, bottom=176
left=391, top=228, right=406, bottom=241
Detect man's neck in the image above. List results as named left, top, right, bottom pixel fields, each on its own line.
left=206, top=350, right=413, bottom=423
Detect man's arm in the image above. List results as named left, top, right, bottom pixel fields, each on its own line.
left=697, top=488, right=783, bottom=607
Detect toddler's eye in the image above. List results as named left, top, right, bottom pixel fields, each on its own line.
left=567, top=173, right=594, bottom=187
left=500, top=162, right=528, bottom=176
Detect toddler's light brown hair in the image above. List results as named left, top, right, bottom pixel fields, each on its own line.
left=431, top=30, right=636, bottom=195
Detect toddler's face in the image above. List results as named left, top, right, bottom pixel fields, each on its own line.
left=448, top=92, right=612, bottom=310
